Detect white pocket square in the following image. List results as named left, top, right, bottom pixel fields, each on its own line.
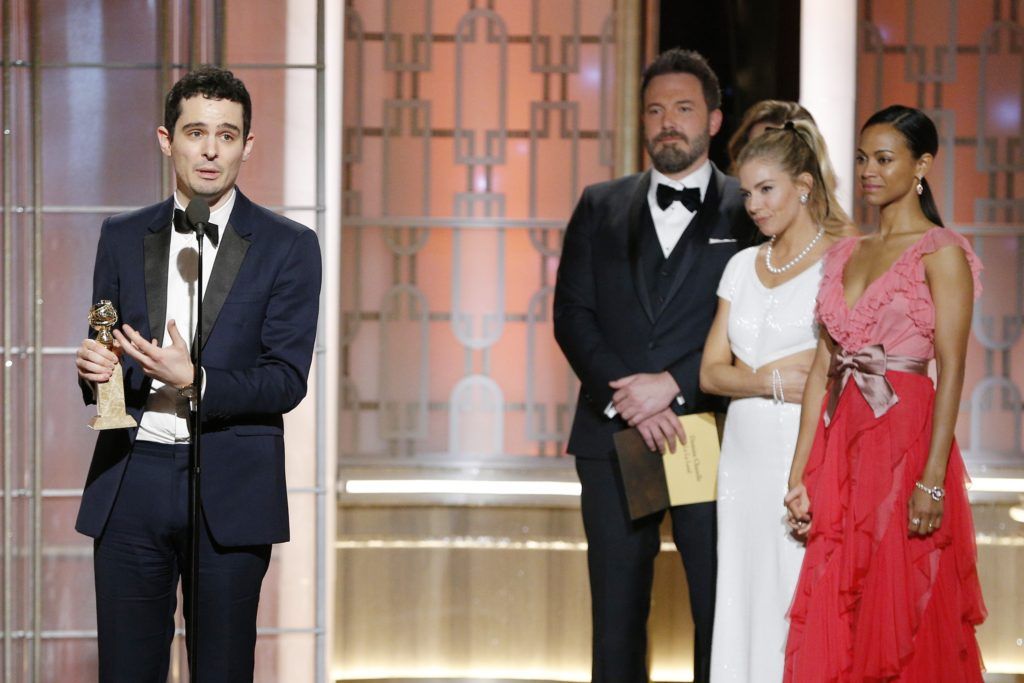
left=708, top=237, right=736, bottom=244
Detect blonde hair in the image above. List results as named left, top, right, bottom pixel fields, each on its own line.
left=736, top=118, right=852, bottom=234
left=728, top=100, right=814, bottom=173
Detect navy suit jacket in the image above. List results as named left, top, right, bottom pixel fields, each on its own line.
left=553, top=165, right=757, bottom=459
left=76, top=189, right=322, bottom=547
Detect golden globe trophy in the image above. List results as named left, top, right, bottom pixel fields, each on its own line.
left=86, top=300, right=138, bottom=430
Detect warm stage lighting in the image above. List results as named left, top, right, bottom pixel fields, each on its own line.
left=331, top=665, right=694, bottom=681
left=984, top=661, right=1024, bottom=674
left=343, top=477, right=1024, bottom=497
left=332, top=666, right=591, bottom=681
left=968, top=477, right=1024, bottom=493
left=343, top=479, right=582, bottom=496
left=1010, top=500, right=1024, bottom=524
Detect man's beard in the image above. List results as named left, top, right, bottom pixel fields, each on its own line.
left=645, top=129, right=711, bottom=175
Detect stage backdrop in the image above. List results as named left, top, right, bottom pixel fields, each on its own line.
left=334, top=1, right=632, bottom=680
left=339, top=0, right=617, bottom=461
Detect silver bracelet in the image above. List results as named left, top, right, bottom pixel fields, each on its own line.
left=914, top=481, right=945, bottom=501
left=771, top=368, right=784, bottom=405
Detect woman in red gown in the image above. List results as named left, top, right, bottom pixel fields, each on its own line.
left=782, top=105, right=987, bottom=682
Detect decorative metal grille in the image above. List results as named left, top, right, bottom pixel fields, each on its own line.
left=341, top=0, right=616, bottom=460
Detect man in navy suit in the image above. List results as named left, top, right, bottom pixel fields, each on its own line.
left=74, top=66, right=321, bottom=682
left=554, top=49, right=756, bottom=683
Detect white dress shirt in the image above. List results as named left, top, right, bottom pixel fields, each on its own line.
left=136, top=189, right=234, bottom=444
left=647, top=160, right=713, bottom=257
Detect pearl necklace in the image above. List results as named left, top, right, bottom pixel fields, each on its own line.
left=765, top=226, right=825, bottom=274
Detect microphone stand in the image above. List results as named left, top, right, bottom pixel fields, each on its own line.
left=187, top=218, right=206, bottom=683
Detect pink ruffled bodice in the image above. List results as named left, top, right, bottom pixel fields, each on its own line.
left=816, top=227, right=983, bottom=358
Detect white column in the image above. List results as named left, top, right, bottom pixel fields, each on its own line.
left=321, top=1, right=343, bottom=681
left=800, top=0, right=859, bottom=217
left=279, top=1, right=342, bottom=681
left=279, top=0, right=317, bottom=678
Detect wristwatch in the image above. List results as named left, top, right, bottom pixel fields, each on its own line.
left=914, top=481, right=945, bottom=501
left=176, top=383, right=197, bottom=400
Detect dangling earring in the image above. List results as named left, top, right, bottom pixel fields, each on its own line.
left=799, top=193, right=809, bottom=205
left=915, top=177, right=924, bottom=196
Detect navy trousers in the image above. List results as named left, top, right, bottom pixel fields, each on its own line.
left=93, top=441, right=271, bottom=683
left=576, top=457, right=717, bottom=683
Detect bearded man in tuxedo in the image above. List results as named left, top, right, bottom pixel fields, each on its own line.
left=554, top=48, right=756, bottom=683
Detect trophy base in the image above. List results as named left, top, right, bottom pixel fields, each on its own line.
left=88, top=414, right=138, bottom=431
left=87, top=359, right=137, bottom=431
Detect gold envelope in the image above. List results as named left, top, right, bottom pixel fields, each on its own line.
left=663, top=412, right=721, bottom=506
left=614, top=412, right=723, bottom=520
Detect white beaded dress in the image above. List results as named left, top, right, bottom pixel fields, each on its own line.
left=709, top=245, right=821, bottom=683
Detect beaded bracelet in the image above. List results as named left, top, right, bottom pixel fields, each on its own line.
left=771, top=368, right=785, bottom=405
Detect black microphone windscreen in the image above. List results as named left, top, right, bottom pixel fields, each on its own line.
left=185, top=197, right=210, bottom=228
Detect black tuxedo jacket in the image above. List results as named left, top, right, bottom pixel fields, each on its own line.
left=76, top=189, right=322, bottom=546
left=554, top=164, right=756, bottom=459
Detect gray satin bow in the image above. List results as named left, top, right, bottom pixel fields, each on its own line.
left=824, top=344, right=928, bottom=426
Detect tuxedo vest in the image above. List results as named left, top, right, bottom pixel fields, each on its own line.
left=638, top=205, right=699, bottom=317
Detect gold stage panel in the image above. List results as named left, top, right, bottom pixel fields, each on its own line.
left=334, top=470, right=1024, bottom=682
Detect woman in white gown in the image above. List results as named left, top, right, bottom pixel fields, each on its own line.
left=700, top=117, right=854, bottom=682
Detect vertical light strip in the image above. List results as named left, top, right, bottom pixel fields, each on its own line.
left=29, top=0, right=44, bottom=676
left=322, top=3, right=343, bottom=681
left=281, top=0, right=330, bottom=680
left=613, top=0, right=643, bottom=176
left=313, top=2, right=330, bottom=680
left=157, top=2, right=170, bottom=199
left=281, top=1, right=309, bottom=675
left=2, top=0, right=14, bottom=677
left=212, top=0, right=225, bottom=66
left=800, top=0, right=858, bottom=216
left=188, top=0, right=201, bottom=68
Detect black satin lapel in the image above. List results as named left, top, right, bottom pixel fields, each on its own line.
left=143, top=227, right=172, bottom=342
left=627, top=171, right=656, bottom=324
left=194, top=223, right=250, bottom=350
left=659, top=174, right=722, bottom=312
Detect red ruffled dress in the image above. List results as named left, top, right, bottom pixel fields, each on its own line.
left=783, top=228, right=987, bottom=682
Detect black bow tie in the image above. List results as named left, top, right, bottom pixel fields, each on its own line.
left=173, top=208, right=220, bottom=247
left=656, top=184, right=702, bottom=212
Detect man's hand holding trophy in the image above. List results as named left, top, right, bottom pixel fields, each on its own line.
left=78, top=300, right=138, bottom=430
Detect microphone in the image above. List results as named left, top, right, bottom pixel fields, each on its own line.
left=185, top=197, right=211, bottom=234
